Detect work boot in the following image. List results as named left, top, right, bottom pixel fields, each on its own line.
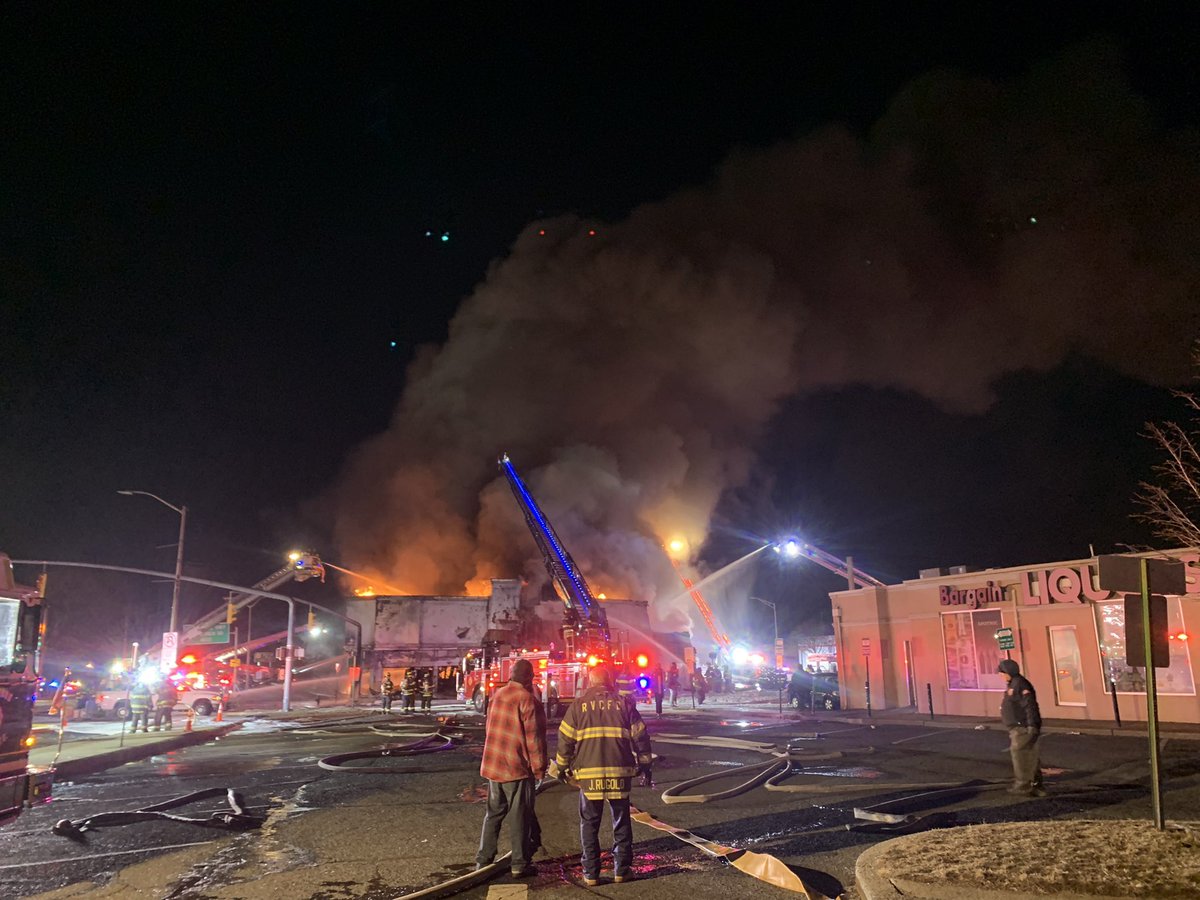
left=582, top=875, right=601, bottom=887
left=511, top=865, right=537, bottom=879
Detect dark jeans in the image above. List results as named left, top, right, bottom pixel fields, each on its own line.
left=579, top=793, right=632, bottom=879
left=476, top=777, right=536, bottom=871
left=654, top=691, right=663, bottom=716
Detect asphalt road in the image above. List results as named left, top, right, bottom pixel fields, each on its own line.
left=5, top=699, right=1194, bottom=900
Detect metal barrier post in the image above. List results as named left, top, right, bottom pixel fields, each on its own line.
left=1109, top=679, right=1121, bottom=727
left=926, top=683, right=934, bottom=720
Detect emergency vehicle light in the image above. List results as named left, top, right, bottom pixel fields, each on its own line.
left=635, top=654, right=649, bottom=668
left=636, top=676, right=650, bottom=691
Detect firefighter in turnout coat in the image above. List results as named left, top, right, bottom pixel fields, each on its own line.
left=421, top=672, right=434, bottom=711
left=401, top=670, right=417, bottom=712
left=129, top=682, right=153, bottom=733
left=551, top=665, right=652, bottom=886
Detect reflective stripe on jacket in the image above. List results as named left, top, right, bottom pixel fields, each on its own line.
left=556, top=685, right=652, bottom=800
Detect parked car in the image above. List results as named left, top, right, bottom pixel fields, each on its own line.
left=787, top=671, right=840, bottom=710
left=754, top=668, right=791, bottom=691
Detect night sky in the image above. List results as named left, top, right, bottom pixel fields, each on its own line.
left=4, top=6, right=1198, bottom=658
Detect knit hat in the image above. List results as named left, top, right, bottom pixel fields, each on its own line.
left=997, top=659, right=1020, bottom=676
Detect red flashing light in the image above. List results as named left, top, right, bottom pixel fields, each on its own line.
left=1176, top=632, right=1189, bottom=641
left=538, top=659, right=548, bottom=669
left=588, top=229, right=596, bottom=236
left=180, top=654, right=197, bottom=665
left=635, top=654, right=649, bottom=668
left=586, top=655, right=600, bottom=667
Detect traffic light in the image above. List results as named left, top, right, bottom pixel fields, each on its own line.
left=226, top=602, right=236, bottom=625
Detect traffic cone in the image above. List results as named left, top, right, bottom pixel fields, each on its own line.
left=215, top=699, right=224, bottom=722
left=184, top=708, right=194, bottom=732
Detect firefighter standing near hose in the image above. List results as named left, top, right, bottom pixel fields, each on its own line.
left=421, top=671, right=434, bottom=711
left=550, top=665, right=652, bottom=886
left=129, top=681, right=153, bottom=733
left=401, top=669, right=417, bottom=713
left=153, top=685, right=174, bottom=732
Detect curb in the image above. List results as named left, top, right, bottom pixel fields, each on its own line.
left=48, top=723, right=243, bottom=781
left=827, top=714, right=1200, bottom=741
left=854, top=839, right=1132, bottom=900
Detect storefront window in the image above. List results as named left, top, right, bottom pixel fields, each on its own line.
left=1048, top=625, right=1086, bottom=706
left=1095, top=599, right=1195, bottom=695
left=942, top=609, right=1006, bottom=691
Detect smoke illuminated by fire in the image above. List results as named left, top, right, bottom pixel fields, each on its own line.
left=333, top=41, right=1200, bottom=630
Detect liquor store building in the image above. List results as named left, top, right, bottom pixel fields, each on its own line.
left=829, top=550, right=1200, bottom=723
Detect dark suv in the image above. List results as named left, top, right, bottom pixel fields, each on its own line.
left=787, top=671, right=840, bottom=710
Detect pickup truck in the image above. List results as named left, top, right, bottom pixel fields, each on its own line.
left=95, top=684, right=229, bottom=719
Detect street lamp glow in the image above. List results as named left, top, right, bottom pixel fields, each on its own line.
left=137, top=667, right=159, bottom=686
left=310, top=626, right=324, bottom=637
left=731, top=646, right=750, bottom=666
left=110, top=660, right=125, bottom=675
left=288, top=550, right=301, bottom=561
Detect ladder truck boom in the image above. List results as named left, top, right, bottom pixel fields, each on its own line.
left=498, top=454, right=610, bottom=652
left=780, top=540, right=885, bottom=589
left=178, top=552, right=325, bottom=646
left=669, top=558, right=731, bottom=649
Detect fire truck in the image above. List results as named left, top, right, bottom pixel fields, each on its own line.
left=463, top=455, right=648, bottom=713
left=1, top=554, right=50, bottom=826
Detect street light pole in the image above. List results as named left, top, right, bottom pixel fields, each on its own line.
left=751, top=596, right=779, bottom=658
left=118, top=490, right=187, bottom=634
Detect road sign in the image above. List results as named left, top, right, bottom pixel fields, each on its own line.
left=775, top=638, right=785, bottom=669
left=160, top=631, right=179, bottom=672
left=1097, top=555, right=1186, bottom=596
left=228, top=658, right=241, bottom=668
left=861, top=638, right=871, bottom=656
left=995, top=627, right=1015, bottom=651
left=191, top=623, right=230, bottom=645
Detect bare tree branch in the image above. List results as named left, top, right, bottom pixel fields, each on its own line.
left=1134, top=346, right=1200, bottom=549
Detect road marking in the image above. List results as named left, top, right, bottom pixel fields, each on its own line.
left=0, top=840, right=217, bottom=870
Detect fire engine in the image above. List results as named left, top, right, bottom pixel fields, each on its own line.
left=462, top=455, right=653, bottom=713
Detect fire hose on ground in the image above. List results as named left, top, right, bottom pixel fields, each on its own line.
left=51, top=787, right=264, bottom=841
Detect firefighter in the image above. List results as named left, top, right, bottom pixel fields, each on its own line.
left=401, top=669, right=417, bottom=712
left=615, top=668, right=636, bottom=706
left=667, top=662, right=681, bottom=707
left=551, top=665, right=652, bottom=886
left=692, top=668, right=707, bottom=706
left=421, top=671, right=434, bottom=711
left=129, top=681, right=153, bottom=733
left=380, top=673, right=394, bottom=712
left=153, top=686, right=174, bottom=732
left=652, top=663, right=665, bottom=716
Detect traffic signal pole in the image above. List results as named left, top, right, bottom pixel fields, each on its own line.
left=283, top=599, right=295, bottom=713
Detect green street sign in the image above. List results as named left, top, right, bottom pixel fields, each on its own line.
left=995, top=627, right=1015, bottom=651
left=191, top=623, right=230, bottom=645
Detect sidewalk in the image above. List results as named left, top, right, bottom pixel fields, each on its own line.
left=30, top=720, right=242, bottom=780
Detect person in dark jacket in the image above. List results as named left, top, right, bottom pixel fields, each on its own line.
left=551, top=665, right=653, bottom=886
left=998, top=659, right=1045, bottom=796
left=692, top=669, right=707, bottom=706
left=380, top=674, right=394, bottom=712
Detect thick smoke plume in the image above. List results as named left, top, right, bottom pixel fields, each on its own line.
left=334, top=41, right=1200, bottom=624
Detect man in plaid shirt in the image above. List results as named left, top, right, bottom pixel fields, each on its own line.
left=475, top=658, right=547, bottom=878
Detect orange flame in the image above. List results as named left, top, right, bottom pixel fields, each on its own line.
left=353, top=586, right=376, bottom=597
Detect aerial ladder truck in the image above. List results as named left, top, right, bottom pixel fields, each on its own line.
left=463, top=455, right=629, bottom=713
